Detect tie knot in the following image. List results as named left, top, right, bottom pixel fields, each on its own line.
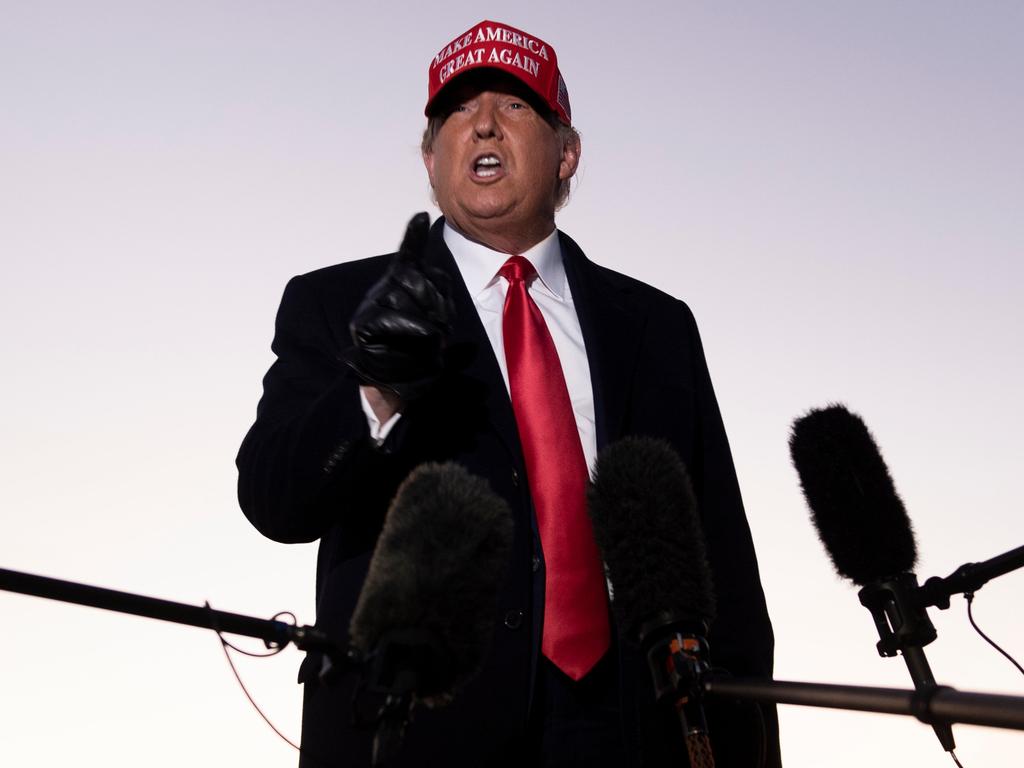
left=499, top=255, right=537, bottom=285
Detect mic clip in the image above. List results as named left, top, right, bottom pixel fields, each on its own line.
left=858, top=573, right=937, bottom=658
left=639, top=613, right=712, bottom=735
left=351, top=628, right=452, bottom=767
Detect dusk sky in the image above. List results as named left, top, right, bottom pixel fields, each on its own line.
left=2, top=2, right=1022, bottom=766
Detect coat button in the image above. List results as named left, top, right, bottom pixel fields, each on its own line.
left=503, top=610, right=524, bottom=630
left=531, top=555, right=540, bottom=573
left=322, top=442, right=350, bottom=473
left=511, top=468, right=519, bottom=487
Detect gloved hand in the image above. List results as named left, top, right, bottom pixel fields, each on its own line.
left=346, top=212, right=455, bottom=401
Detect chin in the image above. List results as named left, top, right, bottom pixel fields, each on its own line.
left=458, top=199, right=518, bottom=223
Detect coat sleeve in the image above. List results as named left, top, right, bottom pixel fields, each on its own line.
left=236, top=273, right=403, bottom=544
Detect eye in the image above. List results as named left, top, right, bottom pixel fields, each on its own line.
left=444, top=102, right=471, bottom=119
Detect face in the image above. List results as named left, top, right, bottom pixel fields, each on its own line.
left=422, top=73, right=580, bottom=251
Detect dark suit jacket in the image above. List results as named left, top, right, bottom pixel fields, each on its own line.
left=237, top=219, right=781, bottom=767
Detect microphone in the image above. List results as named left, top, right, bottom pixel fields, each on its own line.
left=588, top=436, right=717, bottom=768
left=789, top=403, right=956, bottom=753
left=348, top=462, right=514, bottom=766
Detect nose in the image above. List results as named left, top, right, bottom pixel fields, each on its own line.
left=473, top=94, right=503, bottom=140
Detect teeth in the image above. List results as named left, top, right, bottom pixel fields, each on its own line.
left=474, top=155, right=501, bottom=178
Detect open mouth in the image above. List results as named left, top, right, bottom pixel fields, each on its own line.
left=473, top=153, right=503, bottom=178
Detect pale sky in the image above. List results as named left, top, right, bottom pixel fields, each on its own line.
left=2, top=2, right=1022, bottom=766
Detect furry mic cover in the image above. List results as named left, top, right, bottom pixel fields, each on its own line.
left=789, top=404, right=917, bottom=585
left=587, top=437, right=715, bottom=640
left=349, top=462, right=513, bottom=696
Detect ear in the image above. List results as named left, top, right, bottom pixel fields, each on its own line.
left=422, top=149, right=437, bottom=188
left=557, top=129, right=581, bottom=181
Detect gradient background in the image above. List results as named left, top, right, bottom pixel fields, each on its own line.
left=2, top=2, right=1022, bottom=766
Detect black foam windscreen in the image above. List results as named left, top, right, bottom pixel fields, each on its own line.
left=587, top=437, right=715, bottom=640
left=349, top=462, right=513, bottom=699
left=789, top=404, right=917, bottom=585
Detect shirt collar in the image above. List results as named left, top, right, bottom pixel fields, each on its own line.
left=442, top=222, right=567, bottom=301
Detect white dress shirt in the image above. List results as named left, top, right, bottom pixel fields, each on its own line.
left=362, top=222, right=598, bottom=474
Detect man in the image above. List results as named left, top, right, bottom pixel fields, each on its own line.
left=238, top=19, right=780, bottom=767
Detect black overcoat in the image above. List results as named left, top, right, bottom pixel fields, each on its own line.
left=237, top=219, right=781, bottom=767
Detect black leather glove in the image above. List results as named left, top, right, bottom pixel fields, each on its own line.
left=346, top=212, right=455, bottom=401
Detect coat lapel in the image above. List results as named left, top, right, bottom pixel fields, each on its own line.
left=423, top=219, right=524, bottom=465
left=560, top=231, right=649, bottom=451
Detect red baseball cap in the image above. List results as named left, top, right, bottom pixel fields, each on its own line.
left=425, top=20, right=571, bottom=125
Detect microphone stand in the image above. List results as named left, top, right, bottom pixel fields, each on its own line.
left=639, top=612, right=716, bottom=768
left=0, top=566, right=349, bottom=664
left=361, top=628, right=450, bottom=768
left=855, top=543, right=1024, bottom=753
left=643, top=627, right=714, bottom=767
left=921, top=543, right=1024, bottom=609
left=857, top=573, right=955, bottom=751
left=704, top=676, right=1024, bottom=732
left=1, top=566, right=439, bottom=766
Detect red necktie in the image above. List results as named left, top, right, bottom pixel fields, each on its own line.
left=499, top=255, right=610, bottom=681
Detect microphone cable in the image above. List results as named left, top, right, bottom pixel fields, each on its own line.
left=204, top=602, right=336, bottom=768
left=964, top=593, right=1024, bottom=678
left=205, top=602, right=300, bottom=751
